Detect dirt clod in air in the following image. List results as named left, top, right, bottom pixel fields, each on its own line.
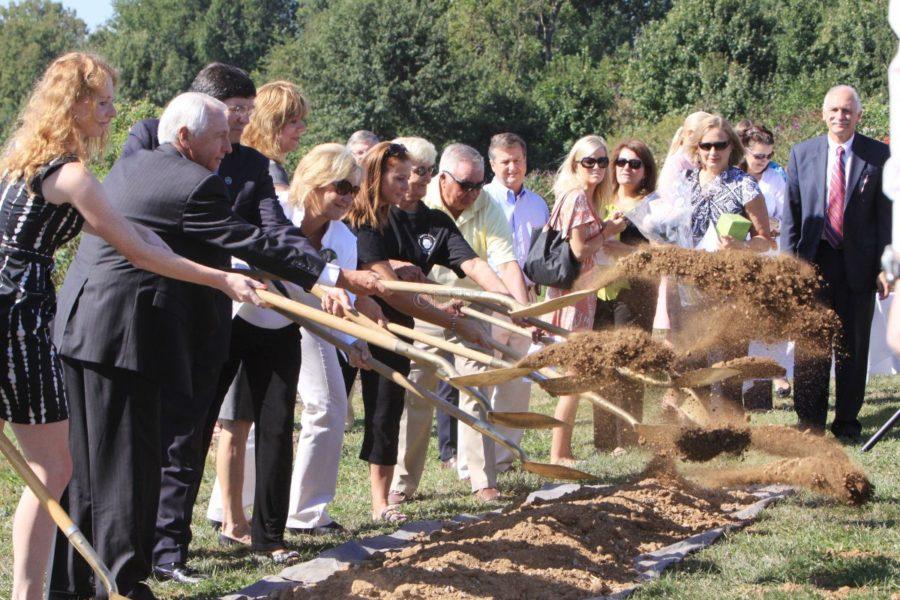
left=676, top=426, right=752, bottom=462
left=583, top=247, right=840, bottom=354
left=713, top=356, right=786, bottom=379
left=277, top=472, right=757, bottom=600
left=517, top=327, right=675, bottom=378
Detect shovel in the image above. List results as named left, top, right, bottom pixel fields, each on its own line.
left=0, top=432, right=127, bottom=600
left=307, top=287, right=560, bottom=430
left=378, top=280, right=598, bottom=319
left=262, top=302, right=594, bottom=481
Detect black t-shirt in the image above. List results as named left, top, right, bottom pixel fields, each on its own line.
left=355, top=203, right=477, bottom=325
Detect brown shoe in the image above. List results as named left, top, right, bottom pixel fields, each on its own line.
left=474, top=487, right=501, bottom=502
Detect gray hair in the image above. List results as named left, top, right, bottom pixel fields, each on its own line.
left=158, top=92, right=227, bottom=145
left=392, top=136, right=436, bottom=165
left=347, top=130, right=379, bottom=147
left=439, top=143, right=484, bottom=175
left=822, top=85, right=862, bottom=114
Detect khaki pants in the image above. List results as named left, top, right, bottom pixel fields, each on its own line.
left=391, top=317, right=498, bottom=494
left=490, top=325, right=533, bottom=471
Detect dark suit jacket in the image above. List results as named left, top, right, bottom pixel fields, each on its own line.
left=54, top=144, right=325, bottom=394
left=782, top=133, right=890, bottom=292
left=121, top=118, right=295, bottom=238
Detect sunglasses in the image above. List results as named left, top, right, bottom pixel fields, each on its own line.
left=412, top=165, right=435, bottom=177
left=748, top=151, right=774, bottom=161
left=442, top=170, right=485, bottom=192
left=614, top=158, right=643, bottom=169
left=331, top=179, right=360, bottom=196
left=579, top=156, right=610, bottom=169
left=698, top=141, right=730, bottom=151
left=385, top=143, right=408, bottom=158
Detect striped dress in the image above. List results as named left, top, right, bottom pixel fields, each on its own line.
left=0, top=156, right=83, bottom=424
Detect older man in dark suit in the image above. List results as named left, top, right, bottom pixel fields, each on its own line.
left=782, top=84, right=891, bottom=439
left=49, top=93, right=380, bottom=600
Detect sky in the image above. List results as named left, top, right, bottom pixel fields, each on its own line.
left=1, top=0, right=114, bottom=30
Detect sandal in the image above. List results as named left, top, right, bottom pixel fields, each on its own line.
left=374, top=505, right=408, bottom=524
left=267, top=548, right=301, bottom=565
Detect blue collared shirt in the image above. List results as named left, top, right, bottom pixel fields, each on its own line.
left=483, top=178, right=550, bottom=280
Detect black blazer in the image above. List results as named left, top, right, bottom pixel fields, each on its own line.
left=54, top=144, right=325, bottom=394
left=121, top=118, right=298, bottom=239
left=783, top=133, right=891, bottom=292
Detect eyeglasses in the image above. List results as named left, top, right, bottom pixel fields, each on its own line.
left=748, top=151, right=774, bottom=161
left=698, top=141, right=730, bottom=151
left=412, top=165, right=435, bottom=177
left=225, top=104, right=254, bottom=116
left=331, top=179, right=360, bottom=196
left=614, top=158, right=643, bottom=169
left=442, top=170, right=485, bottom=192
left=579, top=156, right=610, bottom=169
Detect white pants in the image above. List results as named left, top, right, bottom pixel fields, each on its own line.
left=285, top=327, right=348, bottom=528
left=206, top=327, right=347, bottom=529
left=489, top=325, right=532, bottom=471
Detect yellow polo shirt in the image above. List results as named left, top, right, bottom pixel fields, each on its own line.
left=423, top=179, right=517, bottom=289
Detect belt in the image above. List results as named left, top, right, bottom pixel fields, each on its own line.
left=0, top=243, right=55, bottom=265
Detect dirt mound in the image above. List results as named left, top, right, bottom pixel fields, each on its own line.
left=584, top=247, right=839, bottom=353
left=278, top=475, right=757, bottom=600
left=517, top=327, right=676, bottom=377
left=713, top=356, right=786, bottom=379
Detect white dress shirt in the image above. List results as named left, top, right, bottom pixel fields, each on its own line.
left=482, top=178, right=550, bottom=281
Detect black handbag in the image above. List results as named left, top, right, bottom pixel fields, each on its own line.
left=524, top=225, right=580, bottom=289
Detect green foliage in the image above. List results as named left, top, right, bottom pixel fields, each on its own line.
left=0, top=0, right=87, bottom=135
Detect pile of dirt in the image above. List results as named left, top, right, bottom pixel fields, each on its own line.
left=517, top=327, right=676, bottom=379
left=277, top=470, right=757, bottom=600
left=688, top=425, right=874, bottom=505
left=675, top=426, right=752, bottom=462
left=583, top=247, right=839, bottom=353
left=712, top=356, right=786, bottom=379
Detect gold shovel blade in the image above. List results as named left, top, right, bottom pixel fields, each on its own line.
left=522, top=461, right=595, bottom=481
left=487, top=411, right=563, bottom=429
left=448, top=367, right=533, bottom=387
left=712, top=357, right=787, bottom=380
left=507, top=289, right=598, bottom=318
left=538, top=376, right=610, bottom=396
left=672, top=367, right=740, bottom=388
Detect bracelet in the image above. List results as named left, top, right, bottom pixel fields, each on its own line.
left=449, top=312, right=458, bottom=335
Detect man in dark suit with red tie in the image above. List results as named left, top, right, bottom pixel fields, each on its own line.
left=783, top=85, right=891, bottom=439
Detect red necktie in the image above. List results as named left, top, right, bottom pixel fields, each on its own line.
left=824, top=146, right=845, bottom=248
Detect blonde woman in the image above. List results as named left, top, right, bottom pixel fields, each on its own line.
left=658, top=111, right=711, bottom=196
left=0, top=53, right=261, bottom=600
left=545, top=135, right=621, bottom=464
left=241, top=80, right=309, bottom=192
left=210, top=79, right=309, bottom=548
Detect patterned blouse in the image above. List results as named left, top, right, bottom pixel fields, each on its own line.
left=684, top=166, right=761, bottom=247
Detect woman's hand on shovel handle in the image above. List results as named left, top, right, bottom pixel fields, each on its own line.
left=222, top=273, right=268, bottom=306
left=348, top=340, right=373, bottom=370
left=337, top=268, right=385, bottom=296
left=321, top=287, right=353, bottom=317
left=356, top=296, right=388, bottom=327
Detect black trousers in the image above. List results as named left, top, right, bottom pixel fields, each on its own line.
left=50, top=358, right=161, bottom=600
left=435, top=379, right=459, bottom=462
left=794, top=243, right=876, bottom=435
left=337, top=349, right=358, bottom=398
left=359, top=344, right=410, bottom=465
left=153, top=360, right=222, bottom=567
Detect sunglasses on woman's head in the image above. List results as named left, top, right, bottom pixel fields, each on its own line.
left=748, top=151, right=774, bottom=160
left=385, top=143, right=408, bottom=158
left=331, top=179, right=360, bottom=196
left=441, top=170, right=484, bottom=192
left=579, top=156, right=609, bottom=169
left=698, top=141, right=730, bottom=151
left=614, top=158, right=643, bottom=169
left=412, top=165, right=435, bottom=177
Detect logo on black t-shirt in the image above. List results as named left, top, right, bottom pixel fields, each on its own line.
left=418, top=234, right=436, bottom=254
left=319, top=248, right=338, bottom=263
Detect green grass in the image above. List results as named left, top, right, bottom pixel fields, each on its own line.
left=0, top=378, right=897, bottom=599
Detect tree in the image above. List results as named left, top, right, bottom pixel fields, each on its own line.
left=196, top=0, right=298, bottom=76
left=0, top=0, right=87, bottom=134
left=92, top=0, right=210, bottom=105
